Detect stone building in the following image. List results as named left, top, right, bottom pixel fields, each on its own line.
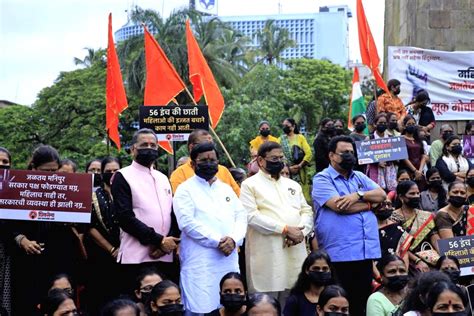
left=384, top=0, right=474, bottom=137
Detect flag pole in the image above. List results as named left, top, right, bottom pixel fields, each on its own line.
left=106, top=134, right=110, bottom=156
left=182, top=86, right=236, bottom=168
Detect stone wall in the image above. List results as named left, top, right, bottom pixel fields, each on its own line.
left=384, top=0, right=474, bottom=138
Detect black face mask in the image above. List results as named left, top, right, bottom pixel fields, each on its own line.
left=260, top=129, right=270, bottom=137
left=444, top=269, right=461, bottom=283
left=220, top=293, right=246, bottom=312
left=442, top=132, right=453, bottom=141
left=467, top=177, right=474, bottom=188
left=308, top=271, right=332, bottom=286
left=450, top=145, right=463, bottom=156
left=0, top=165, right=10, bottom=169
left=431, top=312, right=468, bottom=316
left=93, top=174, right=102, bottom=187
left=394, top=87, right=401, bottom=95
left=389, top=122, right=398, bottom=130
left=156, top=303, right=184, bottom=316
left=195, top=161, right=219, bottom=181
left=376, top=124, right=387, bottom=133
left=325, top=312, right=349, bottom=316
left=101, top=172, right=113, bottom=186
left=338, top=152, right=356, bottom=171
left=265, top=160, right=284, bottom=176
left=448, top=196, right=466, bottom=208
left=136, top=148, right=159, bottom=167
left=405, top=197, right=420, bottom=208
left=429, top=180, right=443, bottom=190
left=325, top=126, right=336, bottom=136
left=283, top=126, right=292, bottom=134
left=385, top=274, right=409, bottom=291
left=405, top=125, right=418, bottom=134
left=376, top=208, right=394, bottom=221
left=140, top=291, right=152, bottom=305
left=355, top=123, right=366, bottom=133
left=335, top=128, right=344, bottom=136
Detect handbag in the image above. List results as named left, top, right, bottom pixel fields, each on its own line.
left=415, top=241, right=440, bottom=266
left=292, top=145, right=305, bottom=165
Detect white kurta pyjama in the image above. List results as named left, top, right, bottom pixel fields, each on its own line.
left=174, top=176, right=247, bottom=313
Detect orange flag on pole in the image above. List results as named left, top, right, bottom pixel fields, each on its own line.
left=106, top=13, right=128, bottom=150
left=143, top=26, right=187, bottom=154
left=356, top=0, right=390, bottom=95
left=185, top=20, right=225, bottom=129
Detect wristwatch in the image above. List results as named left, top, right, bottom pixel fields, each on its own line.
left=357, top=190, right=365, bottom=201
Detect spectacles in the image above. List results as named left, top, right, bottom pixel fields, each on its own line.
left=140, top=285, right=154, bottom=293
left=265, top=156, right=286, bottom=163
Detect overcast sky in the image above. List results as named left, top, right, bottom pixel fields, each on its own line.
left=0, top=0, right=384, bottom=106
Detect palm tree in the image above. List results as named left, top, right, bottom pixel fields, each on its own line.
left=73, top=48, right=105, bottom=67
left=116, top=7, right=249, bottom=98
left=255, top=20, right=296, bottom=65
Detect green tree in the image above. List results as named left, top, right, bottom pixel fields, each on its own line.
left=283, top=59, right=352, bottom=133
left=73, top=48, right=106, bottom=68
left=216, top=65, right=287, bottom=166
left=118, top=7, right=248, bottom=99
left=0, top=105, right=41, bottom=168
left=255, top=20, right=296, bottom=65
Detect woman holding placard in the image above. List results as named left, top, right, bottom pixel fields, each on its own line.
left=0, top=147, right=12, bottom=315
left=9, top=145, right=81, bottom=315
left=366, top=113, right=398, bottom=192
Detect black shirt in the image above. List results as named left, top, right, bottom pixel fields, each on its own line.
left=283, top=292, right=317, bottom=316
left=313, top=133, right=331, bottom=172
left=111, top=172, right=179, bottom=247
left=418, top=106, right=435, bottom=128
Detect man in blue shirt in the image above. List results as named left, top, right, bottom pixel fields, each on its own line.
left=312, top=135, right=386, bottom=316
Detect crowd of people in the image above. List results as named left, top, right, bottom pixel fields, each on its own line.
left=0, top=80, right=474, bottom=316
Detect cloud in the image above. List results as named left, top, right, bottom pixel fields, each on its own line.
left=0, top=0, right=383, bottom=105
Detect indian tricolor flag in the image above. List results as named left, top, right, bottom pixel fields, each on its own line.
left=348, top=67, right=366, bottom=132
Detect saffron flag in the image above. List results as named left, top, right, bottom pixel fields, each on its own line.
left=144, top=26, right=187, bottom=154
left=356, top=0, right=390, bottom=95
left=348, top=67, right=367, bottom=133
left=106, top=13, right=128, bottom=150
left=185, top=20, right=225, bottom=129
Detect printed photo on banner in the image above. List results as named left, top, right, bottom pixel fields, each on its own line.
left=388, top=46, right=474, bottom=121
left=463, top=135, right=474, bottom=160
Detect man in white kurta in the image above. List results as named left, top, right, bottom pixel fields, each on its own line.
left=174, top=143, right=247, bottom=315
left=240, top=141, right=313, bottom=296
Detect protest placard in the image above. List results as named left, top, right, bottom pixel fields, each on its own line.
left=388, top=46, right=474, bottom=121
left=0, top=169, right=92, bottom=223
left=438, top=236, right=474, bottom=276
left=355, top=136, right=409, bottom=165
left=139, top=105, right=209, bottom=141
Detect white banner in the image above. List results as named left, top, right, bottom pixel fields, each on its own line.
left=195, top=0, right=218, bottom=15
left=387, top=46, right=474, bottom=121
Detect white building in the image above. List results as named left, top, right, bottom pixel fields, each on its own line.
left=219, top=6, right=352, bottom=67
